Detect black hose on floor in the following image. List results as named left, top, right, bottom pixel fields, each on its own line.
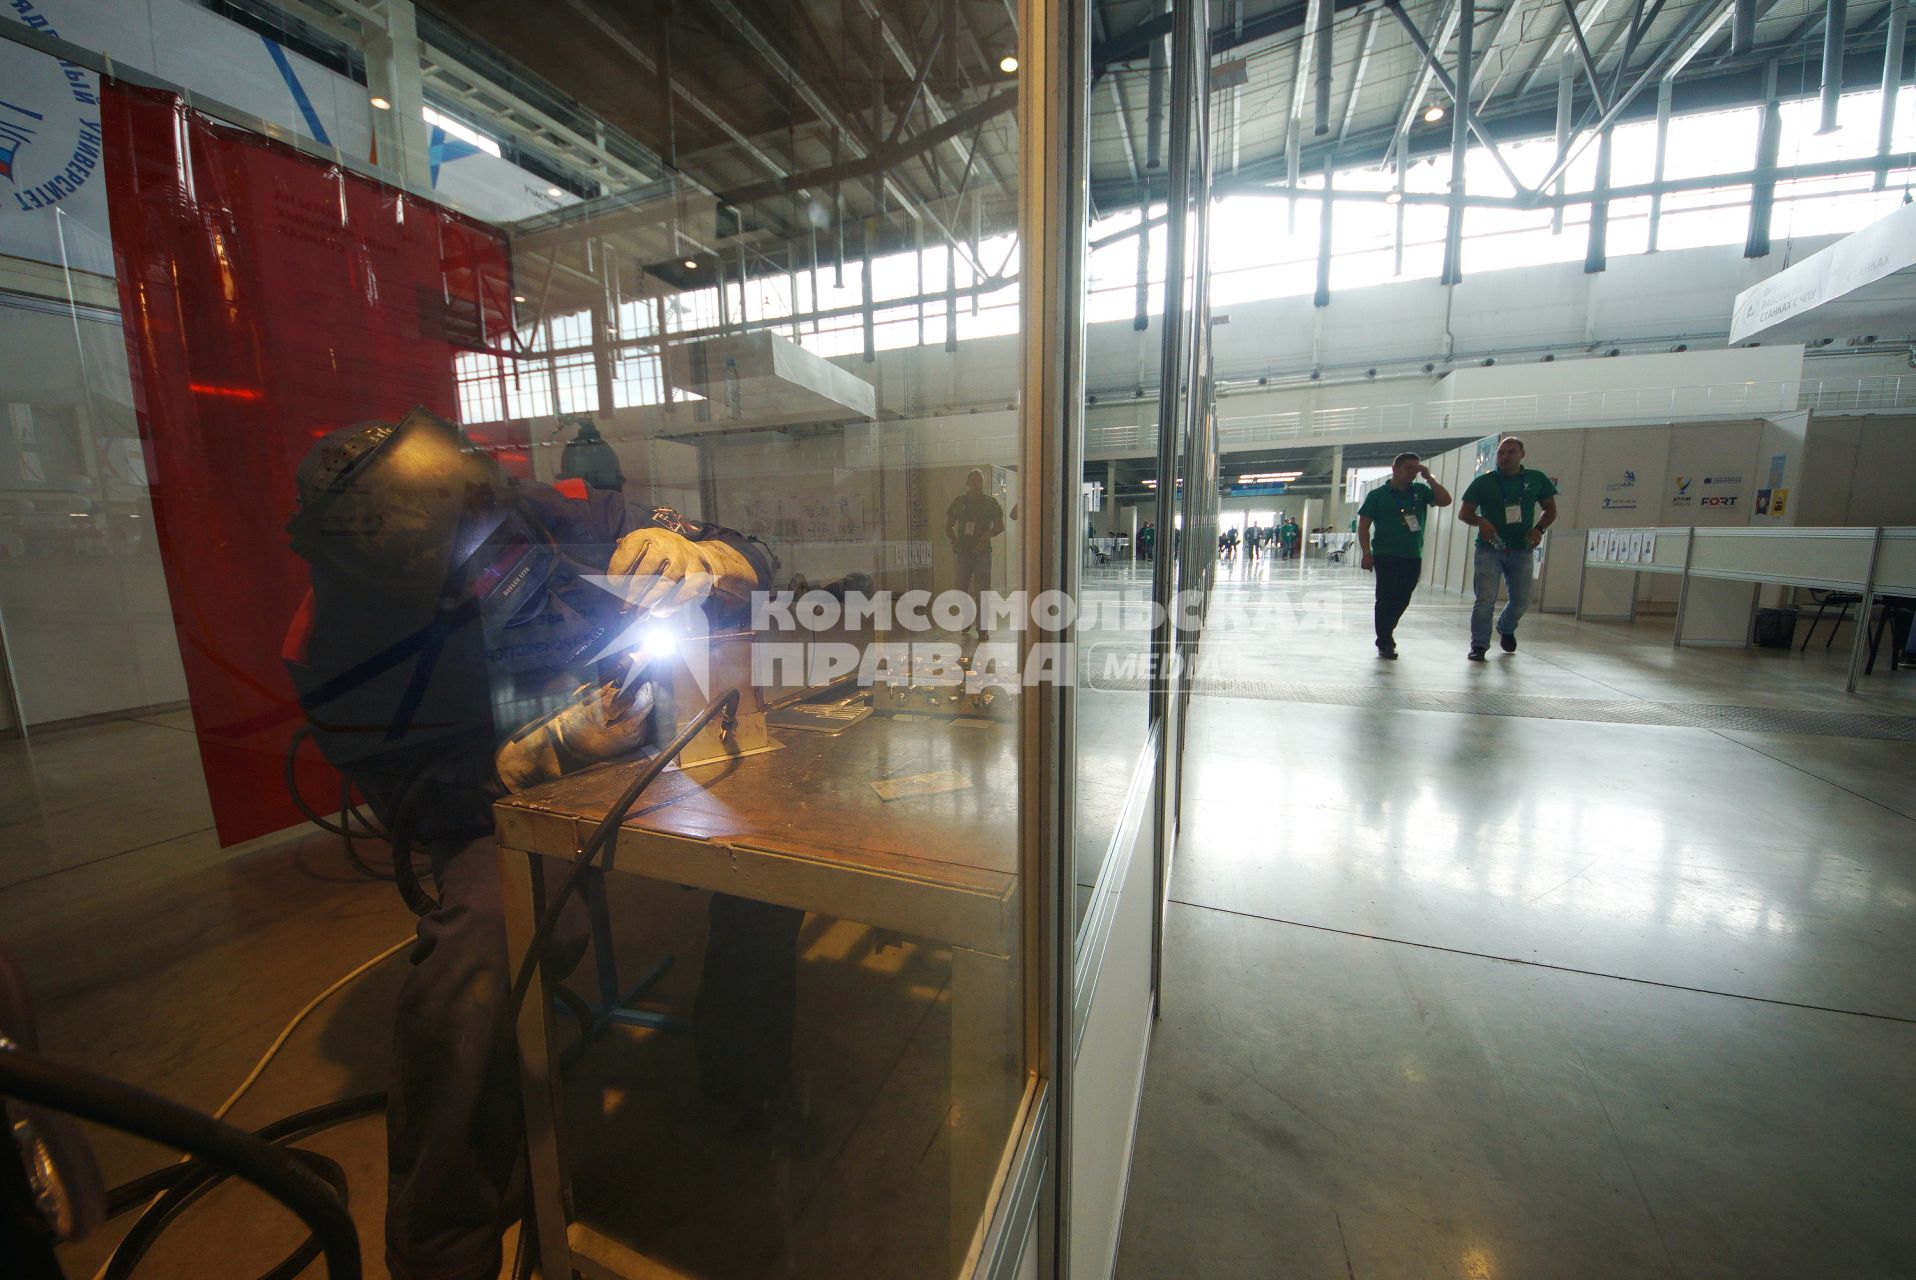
left=0, top=1053, right=366, bottom=1280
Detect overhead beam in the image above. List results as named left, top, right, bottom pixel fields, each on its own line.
left=1384, top=0, right=1459, bottom=170
left=1384, top=0, right=1533, bottom=196
left=1337, top=9, right=1381, bottom=146
left=1513, top=0, right=1617, bottom=99
left=1533, top=0, right=1737, bottom=193
left=1561, top=0, right=1611, bottom=116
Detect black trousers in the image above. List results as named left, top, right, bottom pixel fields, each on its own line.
left=1373, top=554, right=1421, bottom=648
left=385, top=838, right=802, bottom=1280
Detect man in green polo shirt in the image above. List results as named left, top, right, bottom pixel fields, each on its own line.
left=1457, top=435, right=1559, bottom=661
left=1357, top=452, right=1452, bottom=659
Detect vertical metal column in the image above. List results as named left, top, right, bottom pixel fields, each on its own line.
left=1748, top=62, right=1781, bottom=258
left=1314, top=158, right=1334, bottom=307
left=1733, top=0, right=1757, bottom=55
left=945, top=239, right=959, bottom=351
left=1552, top=50, right=1572, bottom=234
left=1441, top=0, right=1472, bottom=285
left=1648, top=78, right=1673, bottom=249
left=1586, top=127, right=1612, bottom=272
left=1134, top=203, right=1152, bottom=331
left=1820, top=0, right=1848, bottom=135
left=1149, top=0, right=1201, bottom=1016
left=1016, top=0, right=1086, bottom=1266
left=860, top=217, right=876, bottom=362
left=1878, top=0, right=1909, bottom=190
left=1314, top=0, right=1334, bottom=136
left=1392, top=148, right=1408, bottom=272
left=363, top=0, right=432, bottom=187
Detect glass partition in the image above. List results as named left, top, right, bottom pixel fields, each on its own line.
left=1, top=4, right=1045, bottom=1276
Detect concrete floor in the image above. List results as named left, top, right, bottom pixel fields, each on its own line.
left=1115, top=557, right=1916, bottom=1279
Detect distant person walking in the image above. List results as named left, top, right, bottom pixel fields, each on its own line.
left=1457, top=435, right=1559, bottom=661
left=1279, top=514, right=1300, bottom=560
left=946, top=469, right=1006, bottom=640
left=1138, top=520, right=1156, bottom=562
left=1357, top=452, right=1452, bottom=659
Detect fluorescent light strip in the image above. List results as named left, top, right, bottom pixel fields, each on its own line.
left=423, top=105, right=502, bottom=158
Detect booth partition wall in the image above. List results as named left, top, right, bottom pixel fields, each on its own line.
left=0, top=0, right=1216, bottom=1277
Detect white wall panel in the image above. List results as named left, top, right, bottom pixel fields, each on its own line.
left=1069, top=789, right=1156, bottom=1280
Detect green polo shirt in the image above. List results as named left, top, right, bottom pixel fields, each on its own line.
left=1358, top=481, right=1435, bottom=559
left=1461, top=466, right=1558, bottom=548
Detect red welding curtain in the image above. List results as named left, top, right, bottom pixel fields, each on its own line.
left=101, top=81, right=520, bottom=845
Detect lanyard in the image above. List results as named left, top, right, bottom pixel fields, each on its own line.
left=1497, top=471, right=1528, bottom=506
left=1391, top=484, right=1419, bottom=511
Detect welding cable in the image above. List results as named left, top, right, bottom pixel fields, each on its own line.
left=334, top=775, right=397, bottom=882
left=503, top=688, right=740, bottom=1026
left=281, top=727, right=361, bottom=840
left=282, top=727, right=399, bottom=885
left=0, top=1051, right=364, bottom=1280
left=84, top=937, right=410, bottom=1279
left=382, top=774, right=440, bottom=918
left=97, top=1093, right=388, bottom=1280
left=209, top=937, right=413, bottom=1122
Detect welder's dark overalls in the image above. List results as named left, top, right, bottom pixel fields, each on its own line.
left=291, top=480, right=801, bottom=1280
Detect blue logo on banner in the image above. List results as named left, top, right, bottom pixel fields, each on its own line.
left=428, top=125, right=481, bottom=188
left=2, top=1, right=102, bottom=211
left=261, top=36, right=332, bottom=147
left=0, top=98, right=44, bottom=182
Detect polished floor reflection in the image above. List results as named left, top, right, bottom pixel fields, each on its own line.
left=1118, top=558, right=1916, bottom=1279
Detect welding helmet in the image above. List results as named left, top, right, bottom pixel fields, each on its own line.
left=288, top=407, right=559, bottom=629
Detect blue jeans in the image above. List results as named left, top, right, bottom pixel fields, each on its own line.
left=1471, top=543, right=1534, bottom=650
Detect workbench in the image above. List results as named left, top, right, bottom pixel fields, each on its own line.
left=497, top=711, right=1024, bottom=1280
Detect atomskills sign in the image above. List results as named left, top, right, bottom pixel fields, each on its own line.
left=1, top=1, right=104, bottom=213
left=1671, top=472, right=1743, bottom=508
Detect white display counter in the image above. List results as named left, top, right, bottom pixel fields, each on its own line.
left=1580, top=525, right=1915, bottom=690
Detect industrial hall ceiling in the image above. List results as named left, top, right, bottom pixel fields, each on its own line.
left=253, top=0, right=1906, bottom=285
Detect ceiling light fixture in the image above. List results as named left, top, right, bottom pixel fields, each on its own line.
left=1422, top=103, right=1446, bottom=124
left=547, top=186, right=564, bottom=198
left=1000, top=55, right=1019, bottom=73
left=369, top=96, right=392, bottom=111
left=683, top=257, right=699, bottom=269
left=1384, top=190, right=1402, bottom=204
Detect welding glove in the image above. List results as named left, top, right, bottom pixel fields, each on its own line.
left=607, top=528, right=756, bottom=616
left=496, top=680, right=656, bottom=793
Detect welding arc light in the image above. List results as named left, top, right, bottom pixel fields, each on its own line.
left=635, top=627, right=678, bottom=663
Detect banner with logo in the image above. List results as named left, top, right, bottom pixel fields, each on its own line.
left=101, top=80, right=516, bottom=845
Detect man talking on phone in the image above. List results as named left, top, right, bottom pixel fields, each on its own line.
left=1357, top=452, right=1452, bottom=659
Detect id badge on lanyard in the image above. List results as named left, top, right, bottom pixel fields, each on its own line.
left=1502, top=475, right=1526, bottom=527
left=1403, top=510, right=1421, bottom=533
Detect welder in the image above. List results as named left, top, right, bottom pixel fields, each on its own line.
left=283, top=407, right=801, bottom=1280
